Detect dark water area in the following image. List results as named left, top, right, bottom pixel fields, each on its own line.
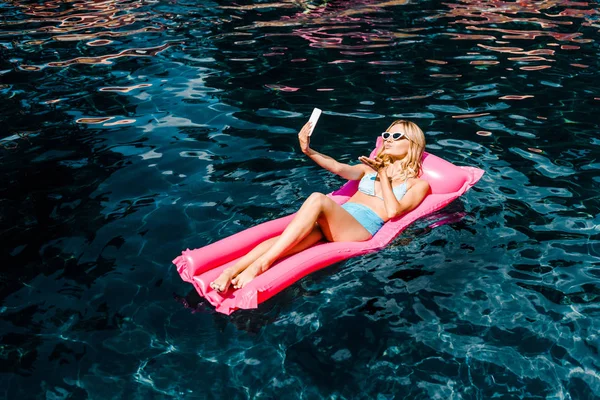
left=1, top=0, right=600, bottom=398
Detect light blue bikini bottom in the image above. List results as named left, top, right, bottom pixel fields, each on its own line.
left=341, top=202, right=385, bottom=236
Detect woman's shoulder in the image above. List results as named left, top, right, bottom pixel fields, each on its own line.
left=406, top=177, right=430, bottom=191
left=357, top=163, right=375, bottom=176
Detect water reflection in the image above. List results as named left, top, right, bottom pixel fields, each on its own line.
left=2, top=0, right=600, bottom=398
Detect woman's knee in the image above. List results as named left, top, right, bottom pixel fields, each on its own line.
left=306, top=192, right=327, bottom=208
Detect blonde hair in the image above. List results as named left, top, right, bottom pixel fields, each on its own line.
left=376, top=120, right=426, bottom=181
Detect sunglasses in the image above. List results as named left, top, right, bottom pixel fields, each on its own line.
left=381, top=131, right=411, bottom=141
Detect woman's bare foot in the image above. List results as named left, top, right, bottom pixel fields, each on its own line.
left=231, top=257, right=271, bottom=289
left=210, top=269, right=234, bottom=293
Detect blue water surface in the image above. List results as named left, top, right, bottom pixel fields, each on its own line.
left=1, top=0, right=600, bottom=398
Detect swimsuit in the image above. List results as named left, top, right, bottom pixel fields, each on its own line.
left=358, top=173, right=408, bottom=201
left=341, top=173, right=409, bottom=236
left=340, top=202, right=385, bottom=236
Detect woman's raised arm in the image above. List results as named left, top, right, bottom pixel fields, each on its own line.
left=298, top=122, right=369, bottom=181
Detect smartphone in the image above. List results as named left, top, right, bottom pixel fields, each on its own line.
left=307, top=108, right=322, bottom=136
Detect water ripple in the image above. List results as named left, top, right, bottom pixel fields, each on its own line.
left=2, top=0, right=600, bottom=398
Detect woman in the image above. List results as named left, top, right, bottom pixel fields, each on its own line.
left=210, top=119, right=430, bottom=292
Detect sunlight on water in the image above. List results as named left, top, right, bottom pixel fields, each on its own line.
left=1, top=0, right=600, bottom=398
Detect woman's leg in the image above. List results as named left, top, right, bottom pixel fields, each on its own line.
left=210, top=225, right=324, bottom=292
left=231, top=193, right=373, bottom=289
left=210, top=237, right=278, bottom=292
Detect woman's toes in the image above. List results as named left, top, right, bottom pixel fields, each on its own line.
left=232, top=277, right=244, bottom=289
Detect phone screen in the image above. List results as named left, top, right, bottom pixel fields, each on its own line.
left=308, top=108, right=322, bottom=136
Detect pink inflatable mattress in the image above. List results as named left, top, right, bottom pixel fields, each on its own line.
left=173, top=138, right=484, bottom=314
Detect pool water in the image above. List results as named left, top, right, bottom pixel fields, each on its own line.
left=1, top=0, right=600, bottom=398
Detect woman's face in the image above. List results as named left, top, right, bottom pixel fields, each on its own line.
left=382, top=124, right=411, bottom=159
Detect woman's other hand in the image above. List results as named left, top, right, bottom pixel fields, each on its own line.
left=358, top=155, right=383, bottom=172
left=298, top=122, right=312, bottom=154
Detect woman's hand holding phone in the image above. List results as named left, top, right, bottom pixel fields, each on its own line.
left=298, top=122, right=312, bottom=154
left=299, top=108, right=321, bottom=155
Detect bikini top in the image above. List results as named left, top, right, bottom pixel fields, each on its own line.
left=358, top=173, right=408, bottom=201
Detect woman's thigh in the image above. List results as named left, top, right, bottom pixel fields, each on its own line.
left=311, top=194, right=373, bottom=242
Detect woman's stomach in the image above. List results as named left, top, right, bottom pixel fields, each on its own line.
left=346, top=192, right=389, bottom=221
